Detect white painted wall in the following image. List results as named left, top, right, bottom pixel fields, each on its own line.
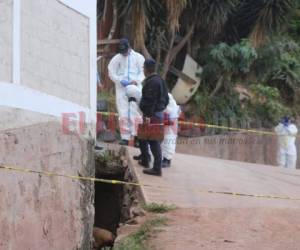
left=21, top=0, right=90, bottom=107
left=0, top=0, right=13, bottom=82
left=0, top=0, right=97, bottom=136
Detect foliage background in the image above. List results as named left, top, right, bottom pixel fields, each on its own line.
left=98, top=0, right=300, bottom=130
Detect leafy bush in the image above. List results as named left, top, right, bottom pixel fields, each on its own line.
left=98, top=89, right=117, bottom=113
left=253, top=37, right=300, bottom=104
left=248, top=84, right=290, bottom=126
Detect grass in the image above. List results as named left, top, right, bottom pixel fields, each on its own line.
left=113, top=217, right=168, bottom=250
left=142, top=203, right=176, bottom=214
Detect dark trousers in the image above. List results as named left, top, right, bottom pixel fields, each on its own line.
left=139, top=112, right=163, bottom=171
left=140, top=139, right=162, bottom=171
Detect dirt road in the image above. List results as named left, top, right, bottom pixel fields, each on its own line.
left=149, top=207, right=300, bottom=250
left=128, top=149, right=300, bottom=250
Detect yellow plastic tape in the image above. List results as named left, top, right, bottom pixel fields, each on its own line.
left=97, top=111, right=296, bottom=137
left=0, top=164, right=299, bottom=201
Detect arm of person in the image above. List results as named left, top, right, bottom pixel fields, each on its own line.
left=275, top=123, right=287, bottom=135
left=287, top=124, right=298, bottom=136
left=108, top=56, right=124, bottom=85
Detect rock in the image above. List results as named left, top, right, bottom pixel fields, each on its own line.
left=93, top=227, right=115, bottom=249
left=132, top=199, right=139, bottom=206
left=98, top=130, right=116, bottom=142
left=126, top=218, right=139, bottom=225
left=130, top=206, right=146, bottom=218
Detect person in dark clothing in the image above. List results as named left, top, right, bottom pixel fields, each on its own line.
left=138, top=59, right=169, bottom=176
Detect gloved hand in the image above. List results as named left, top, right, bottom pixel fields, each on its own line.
left=121, top=80, right=130, bottom=87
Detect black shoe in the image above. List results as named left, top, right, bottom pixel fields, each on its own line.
left=94, top=145, right=103, bottom=150
left=119, top=140, right=129, bottom=146
left=162, top=158, right=171, bottom=168
left=138, top=160, right=150, bottom=168
left=133, top=154, right=151, bottom=161
left=143, top=168, right=162, bottom=177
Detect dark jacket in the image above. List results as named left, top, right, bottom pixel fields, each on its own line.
left=140, top=73, right=169, bottom=117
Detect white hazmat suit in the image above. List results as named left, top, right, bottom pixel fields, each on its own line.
left=125, top=85, right=143, bottom=136
left=108, top=50, right=145, bottom=140
left=161, top=94, right=181, bottom=160
left=275, top=122, right=298, bottom=169
left=126, top=89, right=180, bottom=161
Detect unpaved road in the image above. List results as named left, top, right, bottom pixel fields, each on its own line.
left=149, top=207, right=300, bottom=250
left=127, top=148, right=300, bottom=250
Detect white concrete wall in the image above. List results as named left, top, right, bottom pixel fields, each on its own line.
left=0, top=0, right=97, bottom=249
left=0, top=0, right=13, bottom=82
left=21, top=0, right=90, bottom=107
left=0, top=0, right=97, bottom=135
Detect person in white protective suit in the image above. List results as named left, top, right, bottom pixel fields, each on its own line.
left=161, top=93, right=181, bottom=168
left=108, top=38, right=145, bottom=145
left=275, top=116, right=298, bottom=169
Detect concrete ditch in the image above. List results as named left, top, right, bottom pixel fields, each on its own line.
left=93, top=147, right=145, bottom=249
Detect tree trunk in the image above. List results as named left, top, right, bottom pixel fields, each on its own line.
left=141, top=43, right=152, bottom=60
left=161, top=23, right=195, bottom=79
left=155, top=40, right=161, bottom=72
left=161, top=32, right=176, bottom=79
left=209, top=76, right=224, bottom=99
left=104, top=1, right=117, bottom=53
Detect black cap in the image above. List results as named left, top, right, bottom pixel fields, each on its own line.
left=144, top=59, right=156, bottom=67
left=118, top=38, right=130, bottom=54
left=144, top=59, right=156, bottom=73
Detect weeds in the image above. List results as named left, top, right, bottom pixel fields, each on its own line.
left=114, top=217, right=167, bottom=250
left=142, top=203, right=176, bottom=214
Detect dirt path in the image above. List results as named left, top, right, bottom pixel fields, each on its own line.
left=126, top=148, right=300, bottom=250
left=149, top=207, right=300, bottom=250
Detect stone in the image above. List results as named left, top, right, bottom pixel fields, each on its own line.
left=130, top=206, right=146, bottom=218
left=98, top=130, right=116, bottom=142
left=93, top=227, right=115, bottom=249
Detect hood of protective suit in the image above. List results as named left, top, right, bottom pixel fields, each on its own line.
left=126, top=85, right=142, bottom=103
left=164, top=93, right=181, bottom=119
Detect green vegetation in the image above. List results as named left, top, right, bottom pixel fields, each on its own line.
left=113, top=217, right=168, bottom=250
left=98, top=0, right=300, bottom=130
left=98, top=89, right=117, bottom=113
left=193, top=37, right=300, bottom=128
left=248, top=84, right=291, bottom=125
left=142, top=203, right=176, bottom=214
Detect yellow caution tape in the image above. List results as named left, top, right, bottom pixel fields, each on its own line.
left=97, top=111, right=295, bottom=137
left=0, top=164, right=299, bottom=201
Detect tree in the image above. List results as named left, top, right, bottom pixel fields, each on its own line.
left=228, top=0, right=295, bottom=47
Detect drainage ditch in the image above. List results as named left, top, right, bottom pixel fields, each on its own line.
left=93, top=148, right=140, bottom=249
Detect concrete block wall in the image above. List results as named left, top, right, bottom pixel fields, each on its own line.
left=176, top=133, right=300, bottom=169
left=0, top=107, right=94, bottom=249
left=21, top=0, right=90, bottom=107
left=0, top=0, right=97, bottom=249
left=0, top=0, right=13, bottom=82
